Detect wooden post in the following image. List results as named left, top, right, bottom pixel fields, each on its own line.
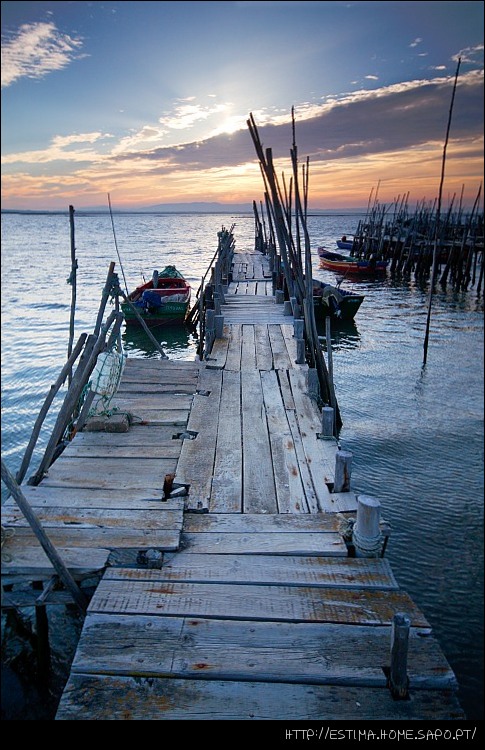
left=333, top=449, right=352, bottom=492
left=320, top=406, right=334, bottom=438
left=295, top=338, right=305, bottom=364
left=293, top=318, right=304, bottom=339
left=307, top=368, right=320, bottom=401
left=1, top=460, right=88, bottom=613
left=352, top=494, right=382, bottom=557
left=283, top=300, right=292, bottom=316
left=214, top=315, right=224, bottom=338
left=15, top=333, right=87, bottom=487
left=67, top=205, right=78, bottom=386
left=389, top=612, right=410, bottom=699
left=275, top=289, right=284, bottom=304
left=30, top=311, right=121, bottom=485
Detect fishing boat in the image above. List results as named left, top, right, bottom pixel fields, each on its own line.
left=312, top=279, right=364, bottom=321
left=336, top=236, right=355, bottom=251
left=121, top=265, right=191, bottom=326
left=317, top=247, right=388, bottom=275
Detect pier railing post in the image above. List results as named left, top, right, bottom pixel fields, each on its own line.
left=320, top=406, right=334, bottom=438
left=389, top=612, right=411, bottom=699
left=352, top=494, right=382, bottom=557
left=333, top=450, right=352, bottom=492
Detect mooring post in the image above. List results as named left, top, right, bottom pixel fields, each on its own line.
left=320, top=406, right=334, bottom=438
left=296, top=338, right=305, bottom=364
left=333, top=450, right=352, bottom=492
left=275, top=289, right=285, bottom=304
left=293, top=318, right=304, bottom=339
left=214, top=315, right=224, bottom=338
left=389, top=612, right=411, bottom=699
left=283, top=300, right=292, bottom=315
left=352, top=494, right=382, bottom=557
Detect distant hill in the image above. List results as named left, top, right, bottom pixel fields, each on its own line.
left=2, top=202, right=368, bottom=215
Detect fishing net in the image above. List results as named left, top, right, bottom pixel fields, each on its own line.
left=88, top=348, right=127, bottom=416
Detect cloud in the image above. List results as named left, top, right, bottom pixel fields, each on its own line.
left=111, top=71, right=483, bottom=173
left=159, top=101, right=230, bottom=131
left=410, top=38, right=423, bottom=48
left=1, top=132, right=112, bottom=165
left=1, top=21, right=85, bottom=88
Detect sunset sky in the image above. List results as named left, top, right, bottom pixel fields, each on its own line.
left=1, top=0, right=483, bottom=211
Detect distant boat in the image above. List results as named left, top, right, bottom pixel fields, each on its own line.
left=336, top=236, right=355, bottom=251
left=317, top=247, right=388, bottom=276
left=122, top=265, right=191, bottom=326
left=312, top=279, right=364, bottom=321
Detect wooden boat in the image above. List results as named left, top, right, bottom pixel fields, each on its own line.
left=336, top=236, right=355, bottom=251
left=122, top=265, right=191, bottom=326
left=317, top=247, right=388, bottom=275
left=312, top=279, right=364, bottom=321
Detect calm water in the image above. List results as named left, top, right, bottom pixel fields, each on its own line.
left=1, top=211, right=483, bottom=720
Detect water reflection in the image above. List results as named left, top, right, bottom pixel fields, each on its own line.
left=316, top=317, right=361, bottom=351
left=121, top=322, right=198, bottom=359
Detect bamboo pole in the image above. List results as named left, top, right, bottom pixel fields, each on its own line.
left=15, top=333, right=87, bottom=487
left=29, top=311, right=120, bottom=485
left=67, top=205, right=78, bottom=386
left=423, top=58, right=461, bottom=366
left=1, top=460, right=88, bottom=613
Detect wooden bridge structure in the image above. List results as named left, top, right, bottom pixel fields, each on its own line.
left=1, top=248, right=464, bottom=721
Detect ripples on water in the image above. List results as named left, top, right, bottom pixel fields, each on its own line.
left=1, top=211, right=483, bottom=720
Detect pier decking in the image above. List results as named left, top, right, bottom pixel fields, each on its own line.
left=2, top=249, right=464, bottom=720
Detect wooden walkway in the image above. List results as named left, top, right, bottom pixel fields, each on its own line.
left=2, top=250, right=464, bottom=720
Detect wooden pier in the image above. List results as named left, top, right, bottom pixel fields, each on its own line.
left=1, top=248, right=464, bottom=721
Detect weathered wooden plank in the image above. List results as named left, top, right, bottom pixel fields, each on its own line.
left=88, top=579, right=429, bottom=626
left=110, top=393, right=193, bottom=409
left=9, top=485, right=183, bottom=510
left=70, top=614, right=456, bottom=690
left=1, top=543, right=109, bottom=578
left=285, top=408, right=321, bottom=514
left=206, top=329, right=229, bottom=370
left=241, top=370, right=277, bottom=513
left=224, top=324, right=242, bottom=371
left=240, top=324, right=257, bottom=370
left=246, top=281, right=257, bottom=295
left=56, top=673, right=465, bottom=720
left=74, top=424, right=183, bottom=446
left=181, top=531, right=346, bottom=556
left=97, top=407, right=189, bottom=426
left=210, top=370, right=242, bottom=513
left=4, top=527, right=180, bottom=551
left=42, top=457, right=177, bottom=489
left=254, top=324, right=273, bottom=370
left=123, top=358, right=199, bottom=372
left=260, top=370, right=308, bottom=513
left=2, top=507, right=183, bottom=530
left=175, top=369, right=222, bottom=512
left=183, top=513, right=342, bottom=533
left=288, top=369, right=358, bottom=512
left=276, top=368, right=296, bottom=410
left=268, top=325, right=292, bottom=369
left=116, top=382, right=197, bottom=394
left=280, top=323, right=300, bottom=367
left=61, top=443, right=181, bottom=459
left=105, top=554, right=399, bottom=589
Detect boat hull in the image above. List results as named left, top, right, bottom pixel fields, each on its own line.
left=312, top=281, right=364, bottom=321
left=317, top=247, right=388, bottom=275
left=122, top=265, right=191, bottom=326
